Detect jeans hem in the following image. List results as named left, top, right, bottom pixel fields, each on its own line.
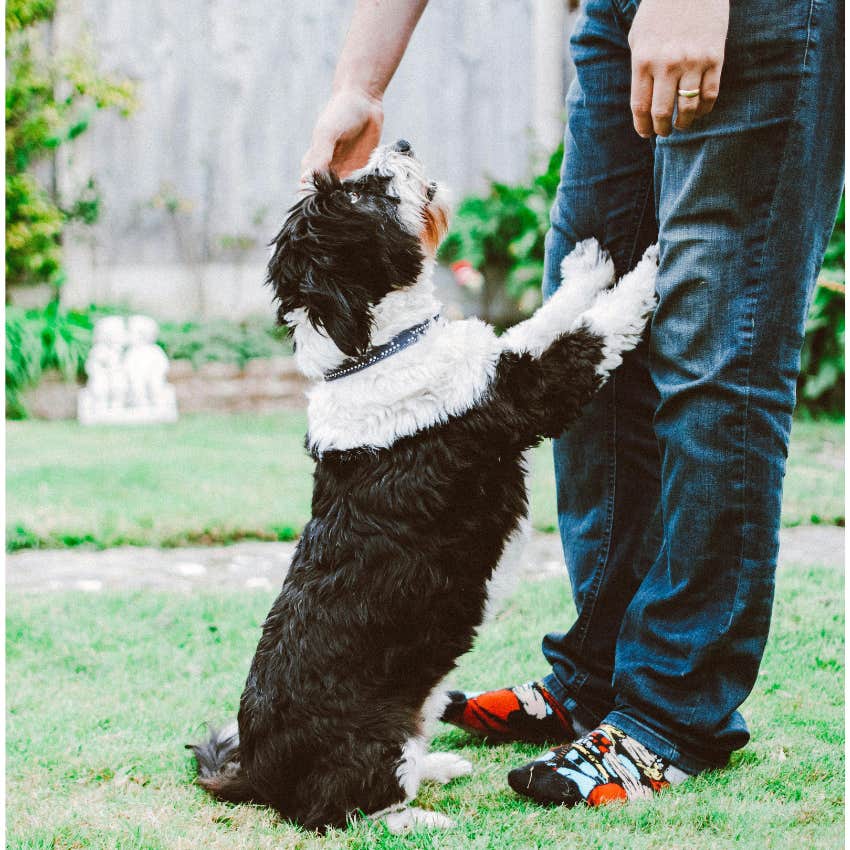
left=603, top=710, right=729, bottom=775
left=541, top=672, right=601, bottom=734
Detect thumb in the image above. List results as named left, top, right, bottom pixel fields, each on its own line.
left=300, top=139, right=336, bottom=180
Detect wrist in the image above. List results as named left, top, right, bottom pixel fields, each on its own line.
left=331, top=79, right=385, bottom=105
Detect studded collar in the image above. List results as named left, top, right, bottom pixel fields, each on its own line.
left=323, top=315, right=440, bottom=382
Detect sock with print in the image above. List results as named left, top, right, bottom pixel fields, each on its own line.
left=440, top=681, right=581, bottom=743
left=507, top=723, right=690, bottom=806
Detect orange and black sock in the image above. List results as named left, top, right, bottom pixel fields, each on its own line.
left=440, top=681, right=578, bottom=743
left=507, top=723, right=689, bottom=806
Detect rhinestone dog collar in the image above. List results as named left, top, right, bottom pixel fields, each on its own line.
left=323, top=315, right=440, bottom=382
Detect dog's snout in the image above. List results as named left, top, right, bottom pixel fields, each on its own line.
left=393, top=139, right=413, bottom=155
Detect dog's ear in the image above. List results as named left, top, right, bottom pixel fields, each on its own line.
left=266, top=171, right=422, bottom=357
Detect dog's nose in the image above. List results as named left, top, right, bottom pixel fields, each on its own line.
left=393, top=139, right=413, bottom=155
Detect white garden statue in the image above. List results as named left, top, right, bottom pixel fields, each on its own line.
left=77, top=315, right=178, bottom=425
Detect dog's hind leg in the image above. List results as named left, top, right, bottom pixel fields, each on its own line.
left=421, top=752, right=473, bottom=784
left=381, top=806, right=456, bottom=833
left=368, top=738, right=458, bottom=833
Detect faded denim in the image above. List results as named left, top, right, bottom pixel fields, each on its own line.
left=539, top=0, right=844, bottom=773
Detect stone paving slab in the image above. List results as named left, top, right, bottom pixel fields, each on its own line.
left=6, top=526, right=843, bottom=595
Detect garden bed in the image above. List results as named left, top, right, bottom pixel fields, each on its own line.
left=20, top=357, right=308, bottom=420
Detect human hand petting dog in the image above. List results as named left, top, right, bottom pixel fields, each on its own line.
left=301, top=0, right=729, bottom=179
left=300, top=88, right=384, bottom=180
left=299, top=0, right=428, bottom=179
left=628, top=0, right=729, bottom=137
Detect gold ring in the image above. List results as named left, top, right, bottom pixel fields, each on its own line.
left=677, top=88, right=700, bottom=99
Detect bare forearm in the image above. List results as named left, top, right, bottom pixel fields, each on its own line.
left=332, top=0, right=428, bottom=99
left=300, top=0, right=427, bottom=176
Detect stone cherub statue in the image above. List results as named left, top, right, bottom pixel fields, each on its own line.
left=77, top=315, right=178, bottom=425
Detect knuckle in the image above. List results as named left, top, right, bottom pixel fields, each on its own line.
left=651, top=108, right=673, bottom=120
left=630, top=99, right=650, bottom=115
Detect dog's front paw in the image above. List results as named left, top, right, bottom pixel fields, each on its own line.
left=559, top=238, right=615, bottom=297
left=576, top=243, right=658, bottom=377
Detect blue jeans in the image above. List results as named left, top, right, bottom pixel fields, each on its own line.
left=540, top=0, right=844, bottom=774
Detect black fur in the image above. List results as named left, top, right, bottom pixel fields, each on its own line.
left=191, top=153, right=613, bottom=831
left=267, top=170, right=424, bottom=356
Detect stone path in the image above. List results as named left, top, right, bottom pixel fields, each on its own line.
left=6, top=526, right=843, bottom=595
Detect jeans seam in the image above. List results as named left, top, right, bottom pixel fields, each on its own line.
left=568, top=157, right=652, bottom=686
left=731, top=0, right=816, bottom=609
left=573, top=383, right=618, bottom=652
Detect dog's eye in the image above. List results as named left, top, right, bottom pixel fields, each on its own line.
left=348, top=192, right=360, bottom=203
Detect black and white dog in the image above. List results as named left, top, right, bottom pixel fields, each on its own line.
left=190, top=140, right=657, bottom=832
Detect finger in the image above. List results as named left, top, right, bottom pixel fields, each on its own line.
left=630, top=54, right=654, bottom=138
left=674, top=71, right=702, bottom=131
left=695, top=63, right=722, bottom=117
left=300, top=141, right=334, bottom=178
left=650, top=70, right=678, bottom=137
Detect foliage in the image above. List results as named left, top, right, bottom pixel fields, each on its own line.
left=5, top=304, right=292, bottom=418
left=5, top=301, right=94, bottom=418
left=798, top=195, right=845, bottom=415
left=5, top=0, right=136, bottom=288
left=439, top=146, right=563, bottom=313
left=157, top=317, right=290, bottom=369
left=822, top=193, right=844, bottom=272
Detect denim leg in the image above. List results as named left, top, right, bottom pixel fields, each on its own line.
left=539, top=0, right=659, bottom=727
left=604, top=0, right=845, bottom=773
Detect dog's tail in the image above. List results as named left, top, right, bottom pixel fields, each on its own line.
left=187, top=721, right=255, bottom=804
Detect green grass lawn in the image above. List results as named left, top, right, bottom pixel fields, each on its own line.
left=6, top=560, right=843, bottom=849
left=6, top=414, right=844, bottom=550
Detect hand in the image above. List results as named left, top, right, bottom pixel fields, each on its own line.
left=300, top=87, right=384, bottom=180
left=628, top=0, right=729, bottom=137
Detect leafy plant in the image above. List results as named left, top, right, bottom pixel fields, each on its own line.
left=822, top=193, right=844, bottom=272
left=5, top=0, right=136, bottom=289
left=439, top=146, right=563, bottom=318
left=5, top=302, right=95, bottom=417
left=797, top=195, right=844, bottom=416
left=156, top=318, right=290, bottom=369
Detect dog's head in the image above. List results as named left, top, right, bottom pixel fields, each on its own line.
left=267, top=140, right=449, bottom=358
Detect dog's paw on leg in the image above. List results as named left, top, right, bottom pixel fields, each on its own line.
left=502, top=238, right=615, bottom=358
left=559, top=237, right=615, bottom=298
left=381, top=807, right=456, bottom=833
left=574, top=243, right=658, bottom=378
left=421, top=752, right=473, bottom=784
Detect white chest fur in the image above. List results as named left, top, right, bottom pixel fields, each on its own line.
left=306, top=317, right=503, bottom=454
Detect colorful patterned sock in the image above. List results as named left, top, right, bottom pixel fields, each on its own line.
left=440, top=681, right=580, bottom=743
left=507, top=723, right=689, bottom=806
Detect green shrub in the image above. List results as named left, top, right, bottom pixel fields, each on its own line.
left=5, top=0, right=135, bottom=289
left=439, top=146, right=562, bottom=314
left=156, top=317, right=290, bottom=369
left=5, top=302, right=94, bottom=418
left=797, top=195, right=844, bottom=416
